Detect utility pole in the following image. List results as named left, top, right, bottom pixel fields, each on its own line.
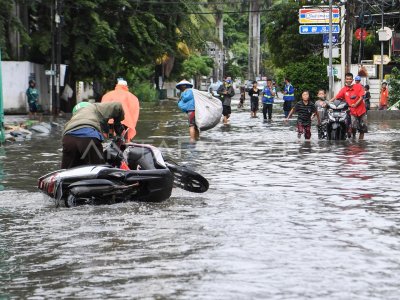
left=55, top=0, right=62, bottom=114
left=357, top=3, right=365, bottom=64
left=248, top=0, right=261, bottom=80
left=380, top=0, right=384, bottom=83
left=214, top=12, right=224, bottom=81
left=340, top=2, right=346, bottom=86
left=344, top=0, right=356, bottom=73
left=0, top=49, right=5, bottom=143
left=50, top=1, right=55, bottom=114
left=328, top=0, right=334, bottom=99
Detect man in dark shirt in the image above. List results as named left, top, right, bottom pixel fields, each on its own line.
left=285, top=90, right=320, bottom=140
left=217, top=78, right=235, bottom=124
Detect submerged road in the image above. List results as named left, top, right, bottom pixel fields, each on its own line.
left=1, top=96, right=400, bottom=299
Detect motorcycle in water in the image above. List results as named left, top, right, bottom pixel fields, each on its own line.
left=326, top=98, right=349, bottom=141
left=38, top=141, right=209, bottom=207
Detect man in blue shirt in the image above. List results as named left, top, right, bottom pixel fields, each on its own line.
left=262, top=79, right=275, bottom=121
left=283, top=78, right=295, bottom=118
left=177, top=80, right=199, bottom=142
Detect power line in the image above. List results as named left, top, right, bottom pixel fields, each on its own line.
left=133, top=9, right=275, bottom=15
left=129, top=0, right=249, bottom=4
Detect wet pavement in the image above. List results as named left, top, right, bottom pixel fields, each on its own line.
left=1, top=97, right=400, bottom=299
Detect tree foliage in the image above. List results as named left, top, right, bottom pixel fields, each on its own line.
left=388, top=67, right=400, bottom=108
left=2, top=0, right=212, bottom=88
left=264, top=2, right=320, bottom=66
left=276, top=56, right=329, bottom=101
left=181, top=54, right=213, bottom=88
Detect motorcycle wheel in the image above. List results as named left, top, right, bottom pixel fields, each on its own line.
left=65, top=194, right=77, bottom=208
left=167, top=164, right=209, bottom=193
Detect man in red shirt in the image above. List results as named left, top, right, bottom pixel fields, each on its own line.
left=332, top=72, right=367, bottom=140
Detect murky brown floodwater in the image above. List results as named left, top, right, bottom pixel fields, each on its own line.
left=1, top=98, right=400, bottom=299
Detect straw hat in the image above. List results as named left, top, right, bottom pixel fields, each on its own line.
left=176, top=80, right=193, bottom=89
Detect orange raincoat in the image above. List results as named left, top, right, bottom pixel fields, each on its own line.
left=101, top=84, right=140, bottom=141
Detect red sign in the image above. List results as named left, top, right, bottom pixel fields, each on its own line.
left=355, top=28, right=369, bottom=40
left=299, top=7, right=340, bottom=24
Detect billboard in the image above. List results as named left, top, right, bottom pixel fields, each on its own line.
left=299, top=7, right=340, bottom=24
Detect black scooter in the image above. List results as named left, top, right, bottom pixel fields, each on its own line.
left=327, top=99, right=349, bottom=141
left=38, top=141, right=209, bottom=207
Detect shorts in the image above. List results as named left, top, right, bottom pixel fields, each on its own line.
left=351, top=114, right=368, bottom=133
left=61, top=135, right=104, bottom=169
left=222, top=105, right=231, bottom=116
left=365, top=100, right=370, bottom=111
left=29, top=102, right=38, bottom=113
left=250, top=99, right=259, bottom=112
left=283, top=101, right=293, bottom=112
left=187, top=111, right=196, bottom=127
left=297, top=123, right=312, bottom=139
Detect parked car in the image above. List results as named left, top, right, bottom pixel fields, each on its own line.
left=245, top=79, right=267, bottom=91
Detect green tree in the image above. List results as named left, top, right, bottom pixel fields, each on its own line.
left=2, top=1, right=212, bottom=87
left=388, top=67, right=400, bottom=108
left=181, top=54, right=213, bottom=88
left=264, top=2, right=320, bottom=66
left=277, top=56, right=329, bottom=101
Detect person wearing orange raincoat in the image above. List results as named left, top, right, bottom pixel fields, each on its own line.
left=101, top=79, right=140, bottom=141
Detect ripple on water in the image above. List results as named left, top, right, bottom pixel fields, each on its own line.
left=2, top=107, right=400, bottom=299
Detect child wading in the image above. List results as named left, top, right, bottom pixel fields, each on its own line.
left=286, top=90, right=320, bottom=140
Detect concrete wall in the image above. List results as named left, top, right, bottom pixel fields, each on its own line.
left=2, top=61, right=50, bottom=114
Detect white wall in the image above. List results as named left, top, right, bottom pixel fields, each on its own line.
left=2, top=61, right=50, bottom=114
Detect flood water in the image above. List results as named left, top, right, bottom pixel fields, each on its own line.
left=1, top=98, right=400, bottom=299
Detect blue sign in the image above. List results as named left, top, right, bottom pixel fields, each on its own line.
left=323, top=33, right=339, bottom=45
left=299, top=25, right=340, bottom=34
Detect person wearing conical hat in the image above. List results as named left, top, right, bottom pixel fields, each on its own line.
left=101, top=78, right=140, bottom=141
left=176, top=79, right=199, bottom=142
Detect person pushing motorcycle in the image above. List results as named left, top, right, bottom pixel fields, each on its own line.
left=61, top=102, right=125, bottom=169
left=330, top=72, right=367, bottom=140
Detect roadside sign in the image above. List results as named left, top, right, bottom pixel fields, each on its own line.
left=299, top=25, right=340, bottom=34
left=323, top=33, right=339, bottom=45
left=327, top=66, right=339, bottom=77
left=45, top=70, right=56, bottom=76
left=324, top=46, right=340, bottom=58
left=299, top=7, right=340, bottom=24
left=378, top=27, right=393, bottom=42
left=355, top=28, right=369, bottom=40
left=373, top=55, right=391, bottom=65
left=360, top=64, right=377, bottom=78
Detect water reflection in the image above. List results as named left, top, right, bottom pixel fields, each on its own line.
left=1, top=104, right=400, bottom=299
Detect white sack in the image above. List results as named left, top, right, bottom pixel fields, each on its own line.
left=192, top=89, right=223, bottom=131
